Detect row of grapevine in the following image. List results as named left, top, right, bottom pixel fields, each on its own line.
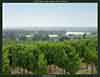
left=3, top=38, right=98, bottom=74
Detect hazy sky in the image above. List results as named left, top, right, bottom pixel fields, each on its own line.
left=3, top=3, right=97, bottom=29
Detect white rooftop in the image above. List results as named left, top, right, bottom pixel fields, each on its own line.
left=65, top=32, right=85, bottom=36
left=48, top=34, right=58, bottom=38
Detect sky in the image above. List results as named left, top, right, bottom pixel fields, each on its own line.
left=3, top=3, right=97, bottom=29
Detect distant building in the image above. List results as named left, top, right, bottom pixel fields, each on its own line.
left=25, top=34, right=34, bottom=38
left=24, top=34, right=34, bottom=40
left=65, top=32, right=93, bottom=39
left=48, top=34, right=59, bottom=38
left=65, top=32, right=85, bottom=39
left=65, top=32, right=85, bottom=36
left=48, top=34, right=59, bottom=41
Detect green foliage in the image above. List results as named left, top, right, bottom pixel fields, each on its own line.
left=63, top=44, right=81, bottom=74
left=3, top=38, right=98, bottom=74
left=2, top=46, right=10, bottom=74
left=38, top=51, right=48, bottom=74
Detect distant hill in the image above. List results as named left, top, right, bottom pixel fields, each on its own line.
left=3, top=27, right=97, bottom=32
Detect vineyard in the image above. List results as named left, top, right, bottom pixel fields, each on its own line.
left=3, top=38, right=98, bottom=75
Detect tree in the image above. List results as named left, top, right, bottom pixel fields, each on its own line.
left=38, top=51, right=48, bottom=74
left=63, top=45, right=81, bottom=74
left=3, top=46, right=10, bottom=74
